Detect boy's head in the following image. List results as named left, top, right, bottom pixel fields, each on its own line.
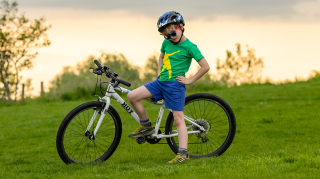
left=157, top=11, right=185, bottom=44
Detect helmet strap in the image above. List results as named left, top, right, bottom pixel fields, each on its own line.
left=171, top=28, right=184, bottom=45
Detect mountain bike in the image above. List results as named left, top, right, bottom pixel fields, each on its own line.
left=56, top=60, right=236, bottom=164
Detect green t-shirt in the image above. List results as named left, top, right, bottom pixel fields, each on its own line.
left=159, top=38, right=204, bottom=82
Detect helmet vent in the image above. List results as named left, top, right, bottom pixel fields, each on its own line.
left=157, top=11, right=185, bottom=32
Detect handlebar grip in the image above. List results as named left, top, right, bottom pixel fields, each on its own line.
left=117, top=79, right=131, bottom=87
left=94, top=60, right=103, bottom=69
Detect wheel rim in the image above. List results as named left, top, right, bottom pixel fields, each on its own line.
left=62, top=107, right=117, bottom=163
left=170, top=98, right=232, bottom=157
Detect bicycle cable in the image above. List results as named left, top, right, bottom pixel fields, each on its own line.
left=98, top=74, right=116, bottom=95
left=93, top=73, right=100, bottom=97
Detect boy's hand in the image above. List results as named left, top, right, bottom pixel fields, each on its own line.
left=176, top=75, right=191, bottom=85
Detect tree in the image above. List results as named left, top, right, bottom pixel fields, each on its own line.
left=143, top=53, right=158, bottom=83
left=216, top=43, right=264, bottom=86
left=0, top=0, right=51, bottom=102
left=49, top=52, right=142, bottom=100
left=99, top=52, right=142, bottom=85
left=308, top=69, right=320, bottom=81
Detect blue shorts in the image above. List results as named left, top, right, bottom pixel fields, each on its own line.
left=144, top=78, right=186, bottom=111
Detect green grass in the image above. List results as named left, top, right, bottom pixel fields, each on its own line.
left=1, top=80, right=320, bottom=178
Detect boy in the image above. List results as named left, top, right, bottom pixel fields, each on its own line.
left=127, top=11, right=210, bottom=163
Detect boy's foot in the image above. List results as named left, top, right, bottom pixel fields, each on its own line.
left=128, top=124, right=155, bottom=138
left=167, top=153, right=190, bottom=164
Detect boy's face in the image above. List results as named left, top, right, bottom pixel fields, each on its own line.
left=161, top=24, right=184, bottom=43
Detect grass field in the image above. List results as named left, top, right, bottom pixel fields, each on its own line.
left=1, top=80, right=320, bottom=178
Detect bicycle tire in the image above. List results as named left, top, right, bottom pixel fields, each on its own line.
left=56, top=101, right=122, bottom=164
left=165, top=93, right=236, bottom=158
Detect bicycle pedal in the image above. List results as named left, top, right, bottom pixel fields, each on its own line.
left=136, top=137, right=146, bottom=144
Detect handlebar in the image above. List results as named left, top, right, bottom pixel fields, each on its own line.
left=94, top=60, right=103, bottom=69
left=92, top=60, right=131, bottom=87
left=116, top=79, right=131, bottom=87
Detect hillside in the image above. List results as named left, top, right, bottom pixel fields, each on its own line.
left=0, top=79, right=319, bottom=178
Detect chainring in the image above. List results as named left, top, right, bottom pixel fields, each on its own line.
left=146, top=129, right=162, bottom=144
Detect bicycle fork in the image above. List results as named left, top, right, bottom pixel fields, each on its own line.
left=85, top=96, right=111, bottom=139
left=84, top=87, right=140, bottom=139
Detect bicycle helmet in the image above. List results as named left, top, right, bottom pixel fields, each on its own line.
left=157, top=11, right=185, bottom=32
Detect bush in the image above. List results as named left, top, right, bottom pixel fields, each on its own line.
left=308, top=70, right=320, bottom=81
left=216, top=43, right=264, bottom=86
left=47, top=52, right=141, bottom=100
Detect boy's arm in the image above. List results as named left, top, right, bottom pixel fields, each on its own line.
left=158, top=52, right=164, bottom=74
left=176, top=58, right=210, bottom=85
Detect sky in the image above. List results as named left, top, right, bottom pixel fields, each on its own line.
left=14, top=0, right=320, bottom=95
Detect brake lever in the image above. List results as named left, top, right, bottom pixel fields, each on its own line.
left=91, top=67, right=102, bottom=75
left=90, top=67, right=96, bottom=73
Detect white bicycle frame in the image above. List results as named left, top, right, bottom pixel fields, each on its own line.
left=85, top=82, right=205, bottom=139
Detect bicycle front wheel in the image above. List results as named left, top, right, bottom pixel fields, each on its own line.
left=165, top=93, right=236, bottom=158
left=56, top=101, right=122, bottom=164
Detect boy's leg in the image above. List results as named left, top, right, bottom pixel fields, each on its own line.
left=127, top=86, right=153, bottom=120
left=172, top=110, right=188, bottom=149
left=127, top=86, right=155, bottom=138
left=167, top=110, right=189, bottom=163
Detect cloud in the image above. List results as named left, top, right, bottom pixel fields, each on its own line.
left=17, top=0, right=319, bottom=20
left=293, top=0, right=320, bottom=17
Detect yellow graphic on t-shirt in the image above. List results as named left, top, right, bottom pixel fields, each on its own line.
left=160, top=50, right=180, bottom=79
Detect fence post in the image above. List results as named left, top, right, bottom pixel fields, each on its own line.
left=6, top=80, right=10, bottom=101
left=21, top=83, right=25, bottom=101
left=41, top=81, right=44, bottom=97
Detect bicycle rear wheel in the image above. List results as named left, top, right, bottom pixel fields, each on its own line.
left=56, top=101, right=122, bottom=164
left=165, top=93, right=236, bottom=158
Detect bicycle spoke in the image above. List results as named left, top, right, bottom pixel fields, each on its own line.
left=96, top=133, right=115, bottom=138
left=63, top=135, right=85, bottom=143
left=72, top=118, right=85, bottom=131
left=207, top=105, right=220, bottom=122
left=213, top=122, right=230, bottom=128
left=79, top=139, right=89, bottom=162
left=211, top=118, right=229, bottom=124
left=95, top=136, right=112, bottom=144
left=92, top=140, right=98, bottom=161
left=68, top=137, right=86, bottom=159
left=192, top=100, right=197, bottom=119
left=213, top=129, right=229, bottom=131
left=64, top=130, right=84, bottom=137
left=166, top=96, right=235, bottom=158
left=66, top=126, right=85, bottom=136
left=210, top=136, right=224, bottom=149
left=83, top=111, right=89, bottom=134
left=202, top=100, right=211, bottom=119
left=208, top=111, right=225, bottom=122
left=185, top=103, right=196, bottom=120
left=198, top=101, right=202, bottom=119
left=97, top=125, right=114, bottom=134
left=77, top=114, right=85, bottom=131
left=93, top=140, right=107, bottom=154
left=203, top=102, right=216, bottom=120
left=64, top=134, right=84, bottom=138
left=59, top=103, right=121, bottom=164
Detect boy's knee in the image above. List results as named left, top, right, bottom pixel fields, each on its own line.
left=173, top=114, right=184, bottom=126
left=127, top=93, right=135, bottom=103
left=174, top=119, right=181, bottom=126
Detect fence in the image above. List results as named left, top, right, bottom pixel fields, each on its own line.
left=21, top=81, right=45, bottom=101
